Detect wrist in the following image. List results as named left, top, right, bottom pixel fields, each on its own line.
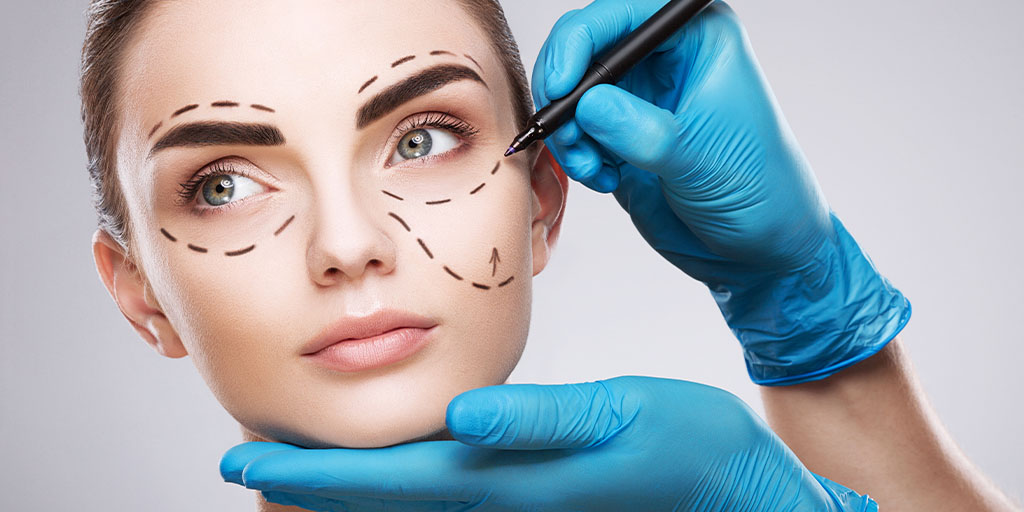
left=812, top=473, right=880, bottom=512
left=711, top=211, right=912, bottom=385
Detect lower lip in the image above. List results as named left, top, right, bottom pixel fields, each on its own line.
left=303, top=325, right=437, bottom=372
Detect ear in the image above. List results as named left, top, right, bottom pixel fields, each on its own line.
left=92, top=229, right=187, bottom=358
left=530, top=144, right=569, bottom=276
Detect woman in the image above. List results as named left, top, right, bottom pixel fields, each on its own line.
left=83, top=0, right=567, bottom=454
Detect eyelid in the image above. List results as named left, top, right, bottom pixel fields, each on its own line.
left=383, top=111, right=478, bottom=168
left=176, top=158, right=279, bottom=216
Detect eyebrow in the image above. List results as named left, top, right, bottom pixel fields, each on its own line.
left=356, top=64, right=487, bottom=130
left=149, top=121, right=285, bottom=158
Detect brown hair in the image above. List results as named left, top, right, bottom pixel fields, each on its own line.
left=80, top=0, right=536, bottom=257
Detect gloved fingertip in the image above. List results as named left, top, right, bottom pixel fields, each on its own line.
left=578, top=175, right=602, bottom=193
left=238, top=448, right=307, bottom=491
left=575, top=84, right=623, bottom=131
left=551, top=121, right=581, bottom=146
left=220, top=441, right=297, bottom=484
left=241, top=464, right=272, bottom=491
left=592, top=167, right=620, bottom=193
left=575, top=85, right=680, bottom=172
left=543, top=67, right=560, bottom=94
left=446, top=389, right=508, bottom=446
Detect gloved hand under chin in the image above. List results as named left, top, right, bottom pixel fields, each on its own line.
left=222, top=376, right=878, bottom=511
left=533, top=0, right=910, bottom=385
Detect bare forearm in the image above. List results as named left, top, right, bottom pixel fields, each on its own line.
left=761, top=337, right=1019, bottom=511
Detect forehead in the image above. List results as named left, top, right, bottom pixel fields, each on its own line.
left=120, top=0, right=498, bottom=125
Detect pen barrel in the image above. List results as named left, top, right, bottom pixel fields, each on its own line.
left=598, top=0, right=713, bottom=77
left=532, top=65, right=614, bottom=135
left=530, top=0, right=713, bottom=138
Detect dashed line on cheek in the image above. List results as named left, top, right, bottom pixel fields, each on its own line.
left=386, top=159, right=516, bottom=291
left=443, top=266, right=463, bottom=280
left=159, top=213, right=294, bottom=258
left=224, top=244, right=255, bottom=257
left=274, top=215, right=295, bottom=236
left=417, top=238, right=434, bottom=259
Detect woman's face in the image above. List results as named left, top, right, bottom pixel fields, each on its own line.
left=99, top=0, right=565, bottom=448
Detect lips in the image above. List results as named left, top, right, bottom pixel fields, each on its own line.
left=301, top=309, right=438, bottom=356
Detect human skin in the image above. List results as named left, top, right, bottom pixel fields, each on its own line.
left=762, top=337, right=1021, bottom=511
left=91, top=0, right=568, bottom=461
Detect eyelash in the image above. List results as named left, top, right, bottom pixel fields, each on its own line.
left=175, top=112, right=479, bottom=215
left=386, top=111, right=479, bottom=165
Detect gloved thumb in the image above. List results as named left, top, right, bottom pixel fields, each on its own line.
left=574, top=83, right=685, bottom=178
left=445, top=379, right=639, bottom=450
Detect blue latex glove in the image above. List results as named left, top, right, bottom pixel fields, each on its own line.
left=533, top=0, right=911, bottom=385
left=222, top=376, right=877, bottom=511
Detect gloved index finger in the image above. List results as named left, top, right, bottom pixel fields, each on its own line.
left=447, top=379, right=640, bottom=450
left=220, top=441, right=304, bottom=485
left=543, top=0, right=686, bottom=100
left=237, top=440, right=484, bottom=502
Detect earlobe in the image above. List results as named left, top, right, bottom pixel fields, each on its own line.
left=91, top=229, right=188, bottom=358
left=529, top=145, right=569, bottom=276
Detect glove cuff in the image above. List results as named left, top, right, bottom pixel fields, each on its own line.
left=811, top=472, right=880, bottom=512
left=712, top=211, right=912, bottom=386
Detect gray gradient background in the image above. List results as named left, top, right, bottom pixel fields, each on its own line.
left=2, top=0, right=1021, bottom=509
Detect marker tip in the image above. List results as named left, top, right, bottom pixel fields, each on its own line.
left=504, top=146, right=516, bottom=157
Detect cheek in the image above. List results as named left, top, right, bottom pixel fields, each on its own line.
left=373, top=153, right=534, bottom=382
left=384, top=157, right=532, bottom=288
left=141, top=153, right=536, bottom=448
left=149, top=235, right=303, bottom=400
left=382, top=155, right=534, bottom=379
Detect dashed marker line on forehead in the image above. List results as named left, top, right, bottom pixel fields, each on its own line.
left=148, top=100, right=277, bottom=141
left=148, top=121, right=163, bottom=140
left=356, top=64, right=487, bottom=130
left=354, top=50, right=484, bottom=98
left=172, top=104, right=199, bottom=117
left=391, top=55, right=416, bottom=68
left=358, top=76, right=378, bottom=94
left=463, top=54, right=482, bottom=72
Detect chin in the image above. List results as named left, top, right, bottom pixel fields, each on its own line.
left=238, top=375, right=478, bottom=449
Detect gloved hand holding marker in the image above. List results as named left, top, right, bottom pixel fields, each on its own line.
left=530, top=0, right=910, bottom=384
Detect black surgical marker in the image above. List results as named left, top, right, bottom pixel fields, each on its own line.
left=504, top=0, right=714, bottom=157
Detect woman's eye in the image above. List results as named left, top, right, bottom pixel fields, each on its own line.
left=199, top=174, right=264, bottom=207
left=389, top=127, right=458, bottom=165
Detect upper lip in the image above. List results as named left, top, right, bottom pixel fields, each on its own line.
left=301, top=309, right=438, bottom=355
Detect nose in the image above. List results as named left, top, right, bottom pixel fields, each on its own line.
left=305, top=173, right=397, bottom=287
